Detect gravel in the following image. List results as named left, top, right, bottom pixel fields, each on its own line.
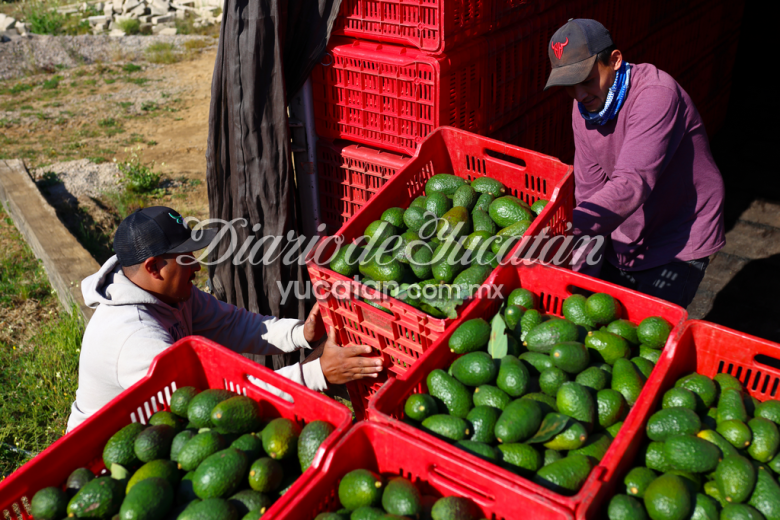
left=32, top=158, right=122, bottom=200
left=0, top=34, right=214, bottom=81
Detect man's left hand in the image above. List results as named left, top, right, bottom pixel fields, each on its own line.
left=303, top=302, right=326, bottom=344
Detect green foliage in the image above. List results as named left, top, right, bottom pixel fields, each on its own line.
left=26, top=4, right=66, bottom=35
left=41, top=76, right=62, bottom=90
left=117, top=147, right=162, bottom=195
left=0, top=308, right=84, bottom=476
left=0, top=82, right=33, bottom=96
left=98, top=117, right=117, bottom=127
left=145, top=42, right=179, bottom=64
left=117, top=18, right=141, bottom=35
left=36, top=171, right=62, bottom=189
left=122, top=63, right=142, bottom=73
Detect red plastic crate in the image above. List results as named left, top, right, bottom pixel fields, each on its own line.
left=277, top=421, right=575, bottom=519
left=312, top=37, right=486, bottom=155
left=318, top=140, right=411, bottom=234
left=333, top=0, right=536, bottom=54
left=314, top=6, right=580, bottom=155
left=306, top=127, right=573, bottom=419
left=0, top=337, right=352, bottom=520
left=576, top=320, right=780, bottom=518
left=367, top=262, right=688, bottom=515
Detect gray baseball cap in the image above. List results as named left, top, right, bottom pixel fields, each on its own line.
left=544, top=18, right=614, bottom=90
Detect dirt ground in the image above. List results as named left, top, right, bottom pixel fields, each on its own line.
left=1, top=39, right=218, bottom=297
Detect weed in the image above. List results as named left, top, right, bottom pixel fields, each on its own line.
left=117, top=18, right=141, bottom=35
left=74, top=69, right=88, bottom=77
left=145, top=42, right=179, bottom=64
left=190, top=179, right=202, bottom=187
left=124, top=77, right=150, bottom=86
left=0, top=118, right=20, bottom=128
left=36, top=171, right=62, bottom=191
left=43, top=101, right=63, bottom=108
left=20, top=106, right=34, bottom=111
left=25, top=4, right=65, bottom=35
left=41, top=76, right=62, bottom=90
left=117, top=147, right=162, bottom=195
left=183, top=39, right=209, bottom=51
left=104, top=78, right=117, bottom=85
left=87, top=157, right=107, bottom=164
left=122, top=63, right=142, bottom=73
left=147, top=140, right=157, bottom=146
left=0, top=83, right=33, bottom=96
left=122, top=133, right=145, bottom=145
left=76, top=127, right=99, bottom=139
left=0, top=306, right=84, bottom=476
left=98, top=117, right=118, bottom=127
left=54, top=116, right=67, bottom=125
left=83, top=79, right=97, bottom=86
left=118, top=101, right=134, bottom=110
left=141, top=101, right=158, bottom=112
left=34, top=112, right=49, bottom=121
left=161, top=92, right=171, bottom=98
left=103, top=189, right=148, bottom=220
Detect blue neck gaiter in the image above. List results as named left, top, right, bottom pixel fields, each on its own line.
left=579, top=61, right=631, bottom=126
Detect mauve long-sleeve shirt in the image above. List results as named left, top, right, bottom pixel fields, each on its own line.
left=571, top=63, right=725, bottom=271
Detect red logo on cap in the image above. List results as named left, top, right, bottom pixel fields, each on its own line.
left=551, top=37, right=568, bottom=60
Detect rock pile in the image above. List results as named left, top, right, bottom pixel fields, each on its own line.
left=0, top=0, right=222, bottom=42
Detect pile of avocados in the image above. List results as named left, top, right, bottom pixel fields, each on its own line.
left=29, top=387, right=335, bottom=520
left=328, top=173, right=548, bottom=319
left=608, top=371, right=780, bottom=520
left=314, top=469, right=482, bottom=520
left=400, top=288, right=673, bottom=496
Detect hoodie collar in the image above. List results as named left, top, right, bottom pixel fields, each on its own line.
left=82, top=255, right=166, bottom=308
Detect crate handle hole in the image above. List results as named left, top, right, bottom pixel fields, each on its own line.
left=755, top=354, right=780, bottom=371
left=484, top=149, right=527, bottom=170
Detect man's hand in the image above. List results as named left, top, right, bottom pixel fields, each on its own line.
left=319, top=327, right=384, bottom=385
left=303, top=302, right=326, bottom=344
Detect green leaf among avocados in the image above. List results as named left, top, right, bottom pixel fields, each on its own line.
left=527, top=413, right=572, bottom=444
left=488, top=313, right=508, bottom=359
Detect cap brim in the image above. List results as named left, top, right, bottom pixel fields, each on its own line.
left=544, top=55, right=598, bottom=90
left=167, top=228, right=219, bottom=254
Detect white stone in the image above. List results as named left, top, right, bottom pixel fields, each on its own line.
left=109, top=28, right=125, bottom=37
left=88, top=15, right=108, bottom=24
left=174, top=9, right=186, bottom=19
left=104, top=3, right=114, bottom=15
left=16, top=22, right=27, bottom=35
left=138, top=14, right=152, bottom=22
left=80, top=2, right=88, bottom=11
left=149, top=0, right=169, bottom=16
left=152, top=13, right=174, bottom=24
left=122, top=0, right=141, bottom=13
left=113, top=0, right=123, bottom=11
left=0, top=15, right=16, bottom=32
left=214, top=12, right=221, bottom=22
left=127, top=4, right=147, bottom=16
left=158, top=27, right=176, bottom=35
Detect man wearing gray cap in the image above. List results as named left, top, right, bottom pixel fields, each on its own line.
left=66, top=206, right=382, bottom=431
left=545, top=19, right=725, bottom=308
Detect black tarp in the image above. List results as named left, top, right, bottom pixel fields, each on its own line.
left=205, top=0, right=341, bottom=369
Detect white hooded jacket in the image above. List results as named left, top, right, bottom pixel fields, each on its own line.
left=66, top=255, right=327, bottom=432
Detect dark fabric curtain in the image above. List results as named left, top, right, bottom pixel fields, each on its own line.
left=205, top=0, right=341, bottom=369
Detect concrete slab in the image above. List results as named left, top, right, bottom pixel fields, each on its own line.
left=739, top=199, right=780, bottom=229
left=0, top=160, right=100, bottom=321
left=720, top=220, right=780, bottom=260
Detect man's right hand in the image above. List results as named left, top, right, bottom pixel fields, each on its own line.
left=319, top=327, right=384, bottom=385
